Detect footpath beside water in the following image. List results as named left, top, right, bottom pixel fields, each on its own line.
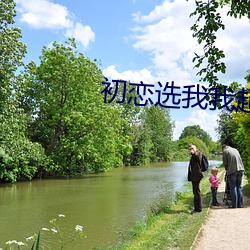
left=192, top=173, right=250, bottom=250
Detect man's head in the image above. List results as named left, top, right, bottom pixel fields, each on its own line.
left=189, top=143, right=197, bottom=155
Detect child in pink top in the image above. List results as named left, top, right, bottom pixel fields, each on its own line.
left=209, top=168, right=220, bottom=206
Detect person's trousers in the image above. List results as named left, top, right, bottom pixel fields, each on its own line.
left=192, top=180, right=202, bottom=212
left=228, top=170, right=244, bottom=208
left=211, top=187, right=218, bottom=205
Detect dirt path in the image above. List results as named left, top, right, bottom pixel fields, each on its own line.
left=192, top=173, right=250, bottom=250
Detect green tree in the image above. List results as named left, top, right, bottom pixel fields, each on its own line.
left=0, top=0, right=47, bottom=182
left=231, top=72, right=250, bottom=176
left=216, top=109, right=240, bottom=147
left=215, top=80, right=246, bottom=155
left=190, top=0, right=249, bottom=89
left=25, top=39, right=127, bottom=175
left=179, top=125, right=212, bottom=146
left=178, top=136, right=209, bottom=156
left=144, top=105, right=173, bottom=162
left=0, top=0, right=26, bottom=108
left=108, top=81, right=141, bottom=166
left=209, top=141, right=222, bottom=154
left=128, top=121, right=153, bottom=166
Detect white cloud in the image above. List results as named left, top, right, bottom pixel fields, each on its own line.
left=173, top=110, right=219, bottom=141
left=16, top=0, right=95, bottom=48
left=16, top=0, right=73, bottom=29
left=102, top=65, right=156, bottom=101
left=132, top=1, right=174, bottom=23
left=214, top=7, right=250, bottom=82
left=65, top=22, right=95, bottom=48
left=131, top=0, right=198, bottom=86
left=103, top=65, right=155, bottom=85
left=131, top=0, right=250, bottom=85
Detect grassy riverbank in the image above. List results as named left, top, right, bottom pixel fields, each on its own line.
left=111, top=169, right=225, bottom=250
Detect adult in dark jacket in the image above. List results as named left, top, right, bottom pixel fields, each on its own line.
left=188, top=143, right=204, bottom=214
left=222, top=144, right=244, bottom=208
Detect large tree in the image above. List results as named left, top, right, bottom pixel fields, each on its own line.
left=0, top=0, right=26, bottom=108
left=231, top=72, right=250, bottom=176
left=179, top=125, right=212, bottom=145
left=24, top=39, right=127, bottom=175
left=0, top=0, right=47, bottom=182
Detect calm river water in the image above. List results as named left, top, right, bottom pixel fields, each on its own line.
left=0, top=159, right=221, bottom=249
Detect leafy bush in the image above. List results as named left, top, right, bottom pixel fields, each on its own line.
left=0, top=139, right=49, bottom=183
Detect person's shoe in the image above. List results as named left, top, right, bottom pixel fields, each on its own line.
left=228, top=205, right=236, bottom=208
left=212, top=203, right=220, bottom=206
left=190, top=209, right=201, bottom=214
left=238, top=205, right=243, bottom=208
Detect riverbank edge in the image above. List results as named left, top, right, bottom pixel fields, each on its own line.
left=110, top=168, right=226, bottom=250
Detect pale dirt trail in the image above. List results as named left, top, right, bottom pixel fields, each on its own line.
left=192, top=174, right=250, bottom=250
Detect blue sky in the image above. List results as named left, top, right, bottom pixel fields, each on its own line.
left=14, top=0, right=250, bottom=141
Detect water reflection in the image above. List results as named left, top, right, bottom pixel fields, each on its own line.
left=0, top=159, right=221, bottom=249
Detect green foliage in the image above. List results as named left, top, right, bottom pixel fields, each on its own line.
left=179, top=125, right=212, bottom=145
left=0, top=0, right=27, bottom=105
left=222, top=0, right=250, bottom=19
left=144, top=106, right=173, bottom=162
left=216, top=109, right=241, bottom=147
left=190, top=0, right=226, bottom=88
left=178, top=136, right=209, bottom=155
left=113, top=86, right=174, bottom=165
left=31, top=231, right=40, bottom=250
left=172, top=148, right=190, bottom=161
left=215, top=80, right=246, bottom=156
left=189, top=0, right=249, bottom=90
left=128, top=122, right=153, bottom=166
left=123, top=105, right=174, bottom=166
left=0, top=0, right=49, bottom=182
left=209, top=141, right=222, bottom=154
left=24, top=39, right=128, bottom=175
left=109, top=82, right=143, bottom=166
left=232, top=72, right=250, bottom=177
left=0, top=109, right=50, bottom=182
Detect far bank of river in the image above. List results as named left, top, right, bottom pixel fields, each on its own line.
left=0, top=158, right=222, bottom=249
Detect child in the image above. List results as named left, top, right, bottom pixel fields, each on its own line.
left=209, top=168, right=220, bottom=206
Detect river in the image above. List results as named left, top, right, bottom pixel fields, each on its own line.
left=0, top=159, right=222, bottom=249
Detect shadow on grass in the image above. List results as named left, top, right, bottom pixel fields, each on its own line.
left=149, top=190, right=213, bottom=216
left=243, top=182, right=250, bottom=197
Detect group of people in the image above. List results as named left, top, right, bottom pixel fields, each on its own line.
left=188, top=143, right=244, bottom=214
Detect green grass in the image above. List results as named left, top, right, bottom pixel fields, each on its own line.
left=243, top=177, right=250, bottom=197
left=111, top=170, right=225, bottom=250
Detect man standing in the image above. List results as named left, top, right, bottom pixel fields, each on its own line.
left=188, top=143, right=204, bottom=214
left=222, top=145, right=244, bottom=208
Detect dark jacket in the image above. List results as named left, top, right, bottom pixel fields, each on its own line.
left=188, top=150, right=204, bottom=182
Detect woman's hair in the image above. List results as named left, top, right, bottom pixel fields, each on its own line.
left=211, top=167, right=218, bottom=174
